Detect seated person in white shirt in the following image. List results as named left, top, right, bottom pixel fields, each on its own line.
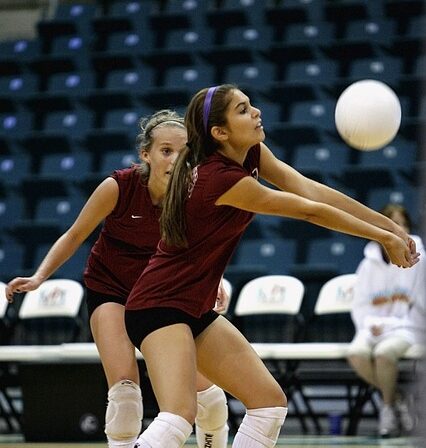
left=347, top=203, right=425, bottom=438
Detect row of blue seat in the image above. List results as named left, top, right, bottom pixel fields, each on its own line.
left=1, top=55, right=424, bottom=100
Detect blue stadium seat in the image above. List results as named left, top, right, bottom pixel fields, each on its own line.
left=0, top=195, right=25, bottom=230
left=0, top=74, right=39, bottom=98
left=224, top=25, right=273, bottom=50
left=285, top=59, right=339, bottom=83
left=40, top=153, right=93, bottom=180
left=105, top=66, right=155, bottom=93
left=49, top=35, right=92, bottom=69
left=293, top=143, right=350, bottom=177
left=0, top=154, right=31, bottom=186
left=162, top=0, right=206, bottom=15
left=100, top=150, right=137, bottom=175
left=109, top=0, right=154, bottom=16
left=233, top=238, right=297, bottom=275
left=47, top=71, right=96, bottom=94
left=0, top=39, right=40, bottom=65
left=106, top=30, right=153, bottom=54
left=53, top=2, right=98, bottom=28
left=103, top=107, right=151, bottom=132
left=0, top=111, right=33, bottom=137
left=223, top=60, right=276, bottom=88
left=282, top=22, right=335, bottom=45
left=289, top=99, right=335, bottom=131
left=345, top=19, right=397, bottom=43
left=356, top=139, right=418, bottom=171
left=304, top=236, right=366, bottom=275
left=163, top=64, right=215, bottom=91
left=348, top=56, right=403, bottom=82
left=43, top=109, right=94, bottom=138
left=164, top=28, right=215, bottom=52
left=35, top=196, right=86, bottom=230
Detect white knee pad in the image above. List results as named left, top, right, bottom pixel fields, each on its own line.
left=234, top=407, right=287, bottom=448
left=196, top=385, right=228, bottom=430
left=135, top=412, right=193, bottom=448
left=196, top=385, right=229, bottom=447
left=105, top=379, right=143, bottom=441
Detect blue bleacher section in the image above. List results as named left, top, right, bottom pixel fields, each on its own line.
left=0, top=0, right=424, bottom=340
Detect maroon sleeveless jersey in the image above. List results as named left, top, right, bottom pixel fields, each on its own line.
left=126, top=145, right=261, bottom=317
left=84, top=167, right=161, bottom=298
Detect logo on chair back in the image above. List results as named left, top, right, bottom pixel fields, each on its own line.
left=39, top=287, right=66, bottom=307
left=336, top=285, right=353, bottom=304
left=258, top=284, right=286, bottom=304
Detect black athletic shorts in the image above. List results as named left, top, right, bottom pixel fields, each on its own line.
left=86, top=287, right=126, bottom=320
left=125, top=307, right=220, bottom=349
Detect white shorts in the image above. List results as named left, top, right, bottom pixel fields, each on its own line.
left=347, top=332, right=411, bottom=362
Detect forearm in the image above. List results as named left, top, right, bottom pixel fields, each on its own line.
left=33, top=231, right=84, bottom=282
left=307, top=182, right=405, bottom=238
left=299, top=200, right=391, bottom=244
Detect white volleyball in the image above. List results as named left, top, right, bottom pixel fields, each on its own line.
left=335, top=79, right=401, bottom=151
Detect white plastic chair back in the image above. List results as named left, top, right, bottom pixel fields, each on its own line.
left=314, top=273, right=357, bottom=315
left=19, top=279, right=84, bottom=319
left=0, top=281, right=8, bottom=318
left=235, top=275, right=304, bottom=316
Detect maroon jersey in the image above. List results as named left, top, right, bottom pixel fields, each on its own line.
left=84, top=167, right=161, bottom=298
left=126, top=145, right=261, bottom=317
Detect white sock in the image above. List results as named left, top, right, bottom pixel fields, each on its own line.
left=134, top=412, right=193, bottom=448
left=232, top=407, right=287, bottom=448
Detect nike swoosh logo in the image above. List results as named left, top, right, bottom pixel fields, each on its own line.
left=131, top=215, right=143, bottom=219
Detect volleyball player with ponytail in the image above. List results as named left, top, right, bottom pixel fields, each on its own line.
left=125, top=85, right=419, bottom=447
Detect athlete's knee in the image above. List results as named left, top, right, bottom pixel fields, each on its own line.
left=265, top=383, right=287, bottom=408
left=237, top=406, right=288, bottom=447
left=196, top=385, right=228, bottom=430
left=105, top=379, right=142, bottom=440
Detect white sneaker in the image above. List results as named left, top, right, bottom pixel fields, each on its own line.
left=379, top=405, right=399, bottom=438
left=395, top=396, right=414, bottom=432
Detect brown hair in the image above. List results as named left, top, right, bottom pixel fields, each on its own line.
left=380, top=203, right=412, bottom=232
left=160, top=84, right=237, bottom=247
left=135, top=109, right=185, bottom=181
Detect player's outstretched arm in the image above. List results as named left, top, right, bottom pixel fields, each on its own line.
left=5, top=178, right=119, bottom=302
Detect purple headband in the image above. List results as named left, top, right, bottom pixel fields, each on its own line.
left=203, top=86, right=218, bottom=134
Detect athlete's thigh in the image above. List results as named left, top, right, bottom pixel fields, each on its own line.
left=90, top=302, right=139, bottom=387
left=195, top=316, right=285, bottom=408
left=141, top=323, right=198, bottom=416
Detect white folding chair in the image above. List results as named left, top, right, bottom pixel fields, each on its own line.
left=235, top=274, right=304, bottom=318
left=314, top=273, right=357, bottom=316
left=15, top=279, right=85, bottom=344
